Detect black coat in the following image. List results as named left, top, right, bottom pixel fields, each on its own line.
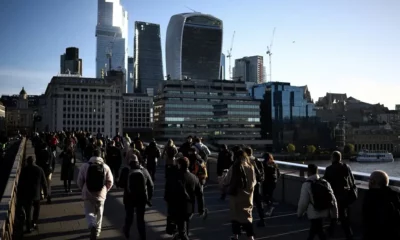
left=17, top=164, right=48, bottom=201
left=106, top=145, right=122, bottom=167
left=217, top=149, right=233, bottom=176
left=60, top=150, right=76, bottom=181
left=118, top=166, right=154, bottom=206
left=164, top=168, right=204, bottom=217
left=363, top=187, right=400, bottom=240
left=324, top=162, right=355, bottom=204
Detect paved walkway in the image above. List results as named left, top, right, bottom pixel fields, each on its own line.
left=21, top=150, right=361, bottom=240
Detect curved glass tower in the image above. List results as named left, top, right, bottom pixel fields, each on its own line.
left=96, top=0, right=128, bottom=84
left=166, top=13, right=223, bottom=80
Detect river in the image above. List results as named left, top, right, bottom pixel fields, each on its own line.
left=303, top=159, right=400, bottom=178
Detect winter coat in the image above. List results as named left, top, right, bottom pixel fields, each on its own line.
left=217, top=149, right=233, bottom=176
left=60, top=149, right=76, bottom=181
left=297, top=174, right=338, bottom=220
left=223, top=160, right=256, bottom=223
left=77, top=157, right=114, bottom=202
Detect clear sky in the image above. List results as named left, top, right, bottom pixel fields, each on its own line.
left=0, top=0, right=399, bottom=108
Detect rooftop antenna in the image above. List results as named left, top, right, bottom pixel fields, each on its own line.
left=185, top=6, right=198, bottom=12
left=266, top=27, right=276, bottom=82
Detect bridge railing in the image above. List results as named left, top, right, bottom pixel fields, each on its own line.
left=0, top=138, right=26, bottom=240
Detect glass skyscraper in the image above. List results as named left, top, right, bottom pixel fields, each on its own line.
left=96, top=0, right=128, bottom=85
left=134, top=21, right=164, bottom=94
left=166, top=13, right=223, bottom=80
left=220, top=53, right=225, bottom=79
left=127, top=57, right=134, bottom=93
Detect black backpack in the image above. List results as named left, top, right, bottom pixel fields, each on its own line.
left=307, top=179, right=334, bottom=211
left=86, top=162, right=105, bottom=192
left=127, top=167, right=147, bottom=201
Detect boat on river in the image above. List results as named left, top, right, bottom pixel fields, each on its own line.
left=355, top=150, right=394, bottom=163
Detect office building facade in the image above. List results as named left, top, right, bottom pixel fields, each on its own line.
left=166, top=13, right=223, bottom=80
left=251, top=82, right=317, bottom=150
left=0, top=101, right=5, bottom=132
left=60, top=47, right=82, bottom=76
left=154, top=79, right=271, bottom=147
left=234, top=56, right=264, bottom=83
left=127, top=56, right=134, bottom=93
left=96, top=0, right=128, bottom=81
left=134, top=21, right=164, bottom=95
left=220, top=53, right=226, bottom=79
left=42, top=71, right=125, bottom=136
left=122, top=93, right=153, bottom=138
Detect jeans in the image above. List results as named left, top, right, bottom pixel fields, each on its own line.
left=231, top=221, right=254, bottom=237
left=328, top=204, right=353, bottom=239
left=253, top=183, right=265, bottom=220
left=124, top=204, right=146, bottom=239
left=23, top=200, right=40, bottom=230
left=84, top=200, right=105, bottom=234
left=308, top=218, right=326, bottom=240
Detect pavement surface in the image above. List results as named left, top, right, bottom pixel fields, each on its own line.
left=21, top=149, right=362, bottom=240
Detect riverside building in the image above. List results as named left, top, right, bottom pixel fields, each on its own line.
left=154, top=79, right=271, bottom=147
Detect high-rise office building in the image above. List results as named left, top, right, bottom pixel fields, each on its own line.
left=60, top=47, right=82, bottom=76
left=134, top=21, right=164, bottom=95
left=166, top=13, right=223, bottom=80
left=220, top=53, right=225, bottom=79
left=96, top=0, right=128, bottom=81
left=127, top=57, right=134, bottom=93
left=233, top=56, right=264, bottom=83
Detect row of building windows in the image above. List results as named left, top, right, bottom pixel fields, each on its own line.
left=62, top=107, right=109, bottom=113
left=164, top=117, right=260, bottom=122
left=64, top=88, right=106, bottom=93
left=63, top=113, right=106, bottom=119
left=165, top=91, right=249, bottom=97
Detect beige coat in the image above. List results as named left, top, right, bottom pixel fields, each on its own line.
left=224, top=161, right=256, bottom=223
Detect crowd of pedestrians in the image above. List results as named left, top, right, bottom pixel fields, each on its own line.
left=15, top=131, right=400, bottom=240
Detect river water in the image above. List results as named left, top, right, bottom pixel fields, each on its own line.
left=303, top=159, right=400, bottom=178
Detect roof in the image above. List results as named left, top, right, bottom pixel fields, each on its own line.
left=20, top=87, right=27, bottom=95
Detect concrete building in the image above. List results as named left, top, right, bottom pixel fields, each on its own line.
left=134, top=21, right=164, bottom=95
left=0, top=101, right=5, bottom=132
left=96, top=0, right=128, bottom=82
left=42, top=71, right=125, bottom=136
left=122, top=93, right=153, bottom=139
left=220, top=53, right=225, bottom=80
left=166, top=13, right=223, bottom=80
left=233, top=55, right=264, bottom=83
left=154, top=79, right=271, bottom=147
left=1, top=88, right=39, bottom=135
left=60, top=47, right=82, bottom=76
left=396, top=104, right=400, bottom=111
left=127, top=56, right=134, bottom=93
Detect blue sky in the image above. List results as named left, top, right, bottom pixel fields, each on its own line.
left=0, top=0, right=399, bottom=108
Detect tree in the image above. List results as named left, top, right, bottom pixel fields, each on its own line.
left=344, top=143, right=355, bottom=154
left=307, top=145, right=316, bottom=154
left=287, top=143, right=296, bottom=153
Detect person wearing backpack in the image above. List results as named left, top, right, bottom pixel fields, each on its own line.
left=118, top=154, right=154, bottom=240
left=244, top=146, right=266, bottom=227
left=362, top=170, right=400, bottom=240
left=187, top=147, right=207, bottom=186
left=298, top=164, right=338, bottom=240
left=323, top=151, right=356, bottom=240
left=193, top=137, right=211, bottom=162
left=164, top=157, right=205, bottom=240
left=77, top=149, right=114, bottom=240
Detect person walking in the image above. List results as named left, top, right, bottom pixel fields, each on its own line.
left=17, top=156, right=48, bottom=233
left=35, top=142, right=54, bottom=204
left=223, top=150, right=257, bottom=240
left=217, top=144, right=233, bottom=200
left=119, top=154, right=154, bottom=240
left=324, top=151, right=356, bottom=240
left=262, top=152, right=280, bottom=216
left=59, top=146, right=76, bottom=193
left=164, top=157, right=205, bottom=240
left=144, top=141, right=161, bottom=181
left=106, top=140, right=122, bottom=181
left=362, top=170, right=400, bottom=240
left=77, top=149, right=114, bottom=240
left=297, top=164, right=338, bottom=240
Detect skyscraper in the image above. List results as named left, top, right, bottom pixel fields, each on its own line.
left=96, top=0, right=128, bottom=82
left=233, top=56, right=264, bottom=83
left=127, top=57, right=134, bottom=93
left=220, top=53, right=225, bottom=79
left=60, top=47, right=82, bottom=76
left=134, top=21, right=164, bottom=94
left=166, top=13, right=223, bottom=80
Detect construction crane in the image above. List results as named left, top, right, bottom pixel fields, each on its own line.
left=226, top=31, right=235, bottom=80
left=266, top=27, right=276, bottom=82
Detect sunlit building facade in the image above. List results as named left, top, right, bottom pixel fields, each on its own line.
left=96, top=0, right=128, bottom=84
left=154, top=79, right=271, bottom=147
left=166, top=13, right=223, bottom=80
left=127, top=56, right=134, bottom=93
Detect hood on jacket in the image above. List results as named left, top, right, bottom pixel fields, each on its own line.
left=89, top=156, right=104, bottom=164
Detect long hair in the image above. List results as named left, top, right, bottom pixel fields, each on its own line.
left=229, top=150, right=250, bottom=194
left=264, top=152, right=274, bottom=163
left=166, top=139, right=174, bottom=147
